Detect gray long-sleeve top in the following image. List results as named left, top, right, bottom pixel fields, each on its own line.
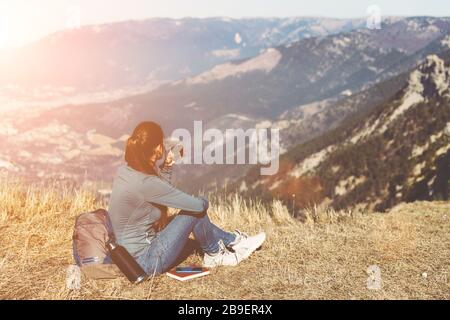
left=108, top=164, right=208, bottom=258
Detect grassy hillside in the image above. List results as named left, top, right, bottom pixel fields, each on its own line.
left=0, top=178, right=448, bottom=299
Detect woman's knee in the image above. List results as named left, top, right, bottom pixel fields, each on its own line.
left=178, top=209, right=208, bottom=219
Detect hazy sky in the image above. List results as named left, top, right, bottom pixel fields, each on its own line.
left=1, top=0, right=450, bottom=48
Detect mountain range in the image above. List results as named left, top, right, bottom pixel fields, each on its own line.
left=0, top=16, right=449, bottom=211
left=237, top=52, right=450, bottom=212
left=0, top=16, right=368, bottom=110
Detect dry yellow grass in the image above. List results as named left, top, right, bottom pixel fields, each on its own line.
left=0, top=177, right=448, bottom=300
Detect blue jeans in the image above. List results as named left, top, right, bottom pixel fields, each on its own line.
left=136, top=210, right=236, bottom=275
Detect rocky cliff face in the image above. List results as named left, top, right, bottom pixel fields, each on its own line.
left=239, top=54, right=450, bottom=211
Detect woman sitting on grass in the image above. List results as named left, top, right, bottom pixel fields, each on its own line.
left=108, top=121, right=266, bottom=276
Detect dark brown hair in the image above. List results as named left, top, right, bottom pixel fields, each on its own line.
left=125, top=121, right=164, bottom=175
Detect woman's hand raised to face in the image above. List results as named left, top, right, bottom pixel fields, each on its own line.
left=164, top=149, right=175, bottom=167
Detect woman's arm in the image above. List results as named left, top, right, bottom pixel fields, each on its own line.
left=158, top=164, right=173, bottom=183
left=140, top=176, right=208, bottom=213
left=158, top=147, right=176, bottom=183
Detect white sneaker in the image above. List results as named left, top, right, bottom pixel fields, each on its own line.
left=228, top=230, right=266, bottom=261
left=203, top=240, right=240, bottom=268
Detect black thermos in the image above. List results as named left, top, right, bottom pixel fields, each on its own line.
left=107, top=242, right=147, bottom=284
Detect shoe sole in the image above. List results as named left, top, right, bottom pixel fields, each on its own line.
left=203, top=233, right=266, bottom=268
left=234, top=233, right=266, bottom=261
left=202, top=258, right=239, bottom=268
